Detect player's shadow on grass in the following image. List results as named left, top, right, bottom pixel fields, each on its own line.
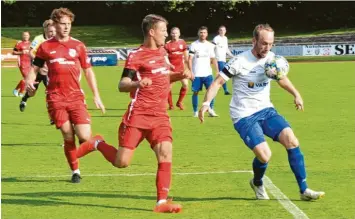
left=3, top=191, right=266, bottom=203
left=1, top=177, right=68, bottom=183
left=1, top=198, right=151, bottom=212
left=1, top=122, right=49, bottom=126
left=1, top=143, right=58, bottom=147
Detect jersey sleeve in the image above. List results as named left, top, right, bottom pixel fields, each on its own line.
left=13, top=41, right=21, bottom=51
left=212, top=36, right=217, bottom=45
left=182, top=40, right=188, bottom=51
left=189, top=43, right=196, bottom=56
left=30, top=36, right=40, bottom=50
left=78, top=43, right=91, bottom=69
left=209, top=44, right=216, bottom=58
left=219, top=57, right=241, bottom=81
left=33, top=44, right=46, bottom=68
left=124, top=51, right=139, bottom=71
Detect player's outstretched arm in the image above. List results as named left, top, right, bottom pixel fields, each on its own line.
left=83, top=67, right=106, bottom=114
left=198, top=75, right=226, bottom=123
left=277, top=76, right=304, bottom=111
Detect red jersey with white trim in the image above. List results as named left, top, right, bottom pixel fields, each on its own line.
left=35, top=37, right=91, bottom=103
left=164, top=39, right=187, bottom=72
left=122, top=45, right=171, bottom=128
left=14, top=40, right=31, bottom=68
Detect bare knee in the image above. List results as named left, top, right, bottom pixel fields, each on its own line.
left=253, top=142, right=272, bottom=163
left=114, top=161, right=130, bottom=168
left=153, top=142, right=172, bottom=163
left=113, top=147, right=134, bottom=168
left=279, top=128, right=299, bottom=149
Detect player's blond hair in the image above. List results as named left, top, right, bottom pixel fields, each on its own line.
left=253, top=24, right=274, bottom=40
left=42, top=19, right=53, bottom=28
left=50, top=8, right=75, bottom=23
left=141, top=14, right=168, bottom=37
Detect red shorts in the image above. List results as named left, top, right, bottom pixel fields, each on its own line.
left=47, top=99, right=91, bottom=129
left=118, top=117, right=172, bottom=149
left=19, top=66, right=30, bottom=78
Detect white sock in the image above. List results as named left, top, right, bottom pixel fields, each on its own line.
left=72, top=169, right=80, bottom=175
left=156, top=199, right=167, bottom=205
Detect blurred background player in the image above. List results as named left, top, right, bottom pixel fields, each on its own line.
left=12, top=31, right=31, bottom=97
left=189, top=26, right=219, bottom=117
left=199, top=24, right=325, bottom=201
left=25, top=8, right=105, bottom=183
left=19, top=19, right=56, bottom=112
left=212, top=25, right=234, bottom=95
left=164, top=27, right=189, bottom=110
left=76, top=14, right=191, bottom=213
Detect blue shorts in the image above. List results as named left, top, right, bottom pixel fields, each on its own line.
left=192, top=75, right=213, bottom=92
left=217, top=61, right=226, bottom=72
left=234, top=107, right=290, bottom=149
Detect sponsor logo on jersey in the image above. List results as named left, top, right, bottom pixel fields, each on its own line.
left=248, top=81, right=269, bottom=88
left=50, top=51, right=56, bottom=54
left=151, top=67, right=169, bottom=74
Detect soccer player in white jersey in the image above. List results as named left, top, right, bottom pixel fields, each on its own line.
left=212, top=25, right=234, bottom=95
left=199, top=24, right=325, bottom=201
left=189, top=26, right=219, bottom=117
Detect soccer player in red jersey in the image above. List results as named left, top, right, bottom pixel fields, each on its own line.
left=76, top=14, right=191, bottom=213
left=12, top=31, right=31, bottom=97
left=164, top=27, right=189, bottom=110
left=25, top=8, right=106, bottom=183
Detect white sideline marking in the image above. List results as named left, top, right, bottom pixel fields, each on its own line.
left=21, top=170, right=253, bottom=178
left=264, top=176, right=309, bottom=219
left=14, top=170, right=308, bottom=218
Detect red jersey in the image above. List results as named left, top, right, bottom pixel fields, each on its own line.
left=164, top=39, right=187, bottom=72
left=35, top=37, right=91, bottom=103
left=14, top=40, right=31, bottom=68
left=122, top=45, right=171, bottom=128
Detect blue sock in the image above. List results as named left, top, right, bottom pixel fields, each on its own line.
left=253, top=157, right=268, bottom=186
left=192, top=93, right=198, bottom=112
left=222, top=83, right=228, bottom=92
left=210, top=98, right=215, bottom=109
left=287, top=147, right=308, bottom=193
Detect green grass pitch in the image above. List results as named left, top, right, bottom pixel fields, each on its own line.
left=1, top=61, right=355, bottom=218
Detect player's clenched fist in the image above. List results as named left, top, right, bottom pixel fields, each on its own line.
left=138, top=77, right=152, bottom=88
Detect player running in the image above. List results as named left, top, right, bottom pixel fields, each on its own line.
left=212, top=25, right=234, bottom=95
left=164, top=27, right=189, bottom=110
left=76, top=14, right=191, bottom=213
left=25, top=8, right=105, bottom=183
left=19, top=19, right=56, bottom=112
left=12, top=31, right=31, bottom=97
left=189, top=26, right=219, bottom=117
left=199, top=23, right=325, bottom=201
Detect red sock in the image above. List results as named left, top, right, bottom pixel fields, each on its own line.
left=64, top=139, right=79, bottom=171
left=168, top=90, right=173, bottom=107
left=97, top=142, right=118, bottom=165
left=177, top=87, right=187, bottom=104
left=19, top=80, right=26, bottom=93
left=156, top=162, right=172, bottom=201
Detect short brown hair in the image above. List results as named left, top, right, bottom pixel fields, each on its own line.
left=170, top=27, right=180, bottom=32
left=42, top=19, right=53, bottom=28
left=198, top=26, right=208, bottom=32
left=253, top=24, right=274, bottom=40
left=141, top=14, right=168, bottom=37
left=50, top=8, right=75, bottom=23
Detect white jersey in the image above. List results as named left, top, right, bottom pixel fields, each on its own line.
left=219, top=50, right=275, bottom=123
left=213, top=35, right=229, bottom=62
left=189, top=40, right=215, bottom=77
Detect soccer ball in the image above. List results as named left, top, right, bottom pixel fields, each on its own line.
left=264, top=55, right=289, bottom=80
